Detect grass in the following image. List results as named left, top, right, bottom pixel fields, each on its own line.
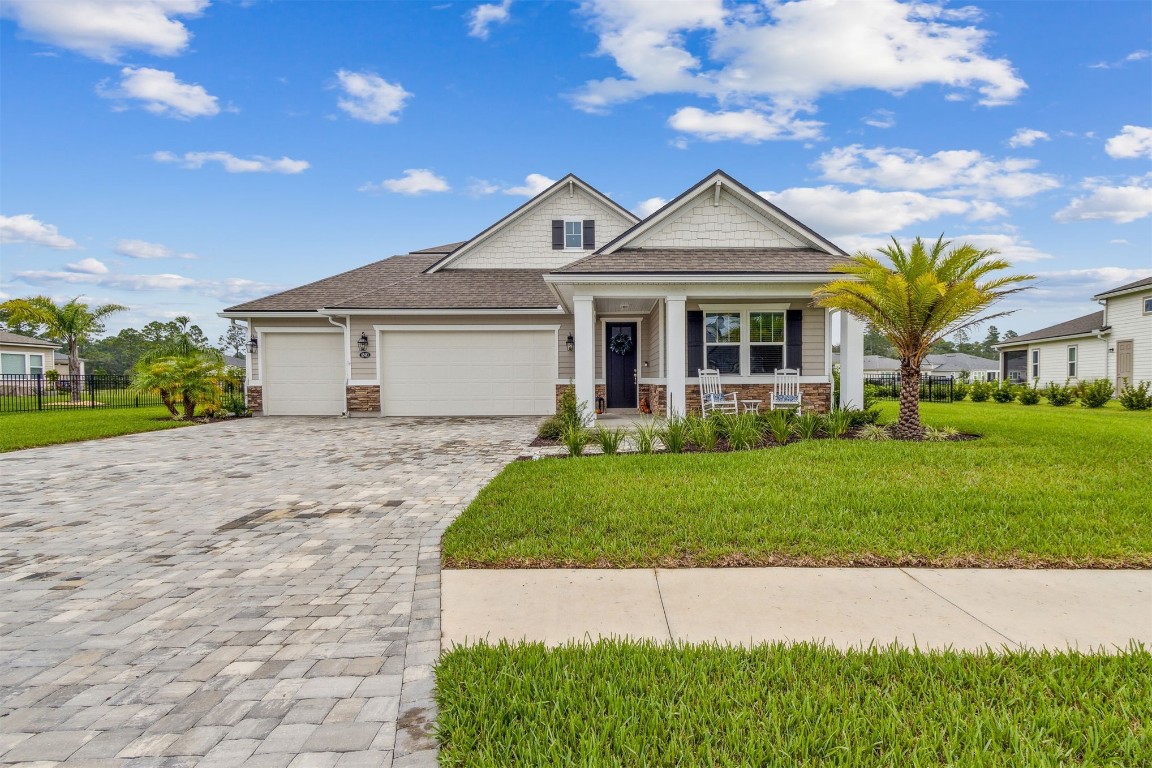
left=436, top=640, right=1151, bottom=767
left=443, top=401, right=1152, bottom=568
left=0, top=407, right=195, bottom=452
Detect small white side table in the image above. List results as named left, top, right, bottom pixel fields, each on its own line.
left=742, top=400, right=762, bottom=414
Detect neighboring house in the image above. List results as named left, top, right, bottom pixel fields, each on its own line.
left=995, top=276, right=1152, bottom=389
left=52, top=351, right=86, bottom=377
left=220, top=170, right=866, bottom=417
left=224, top=354, right=245, bottom=369
left=0, top=331, right=56, bottom=377
left=832, top=353, right=900, bottom=375
left=923, top=353, right=1000, bottom=381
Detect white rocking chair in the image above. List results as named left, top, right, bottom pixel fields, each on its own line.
left=770, top=368, right=803, bottom=413
left=698, top=369, right=738, bottom=415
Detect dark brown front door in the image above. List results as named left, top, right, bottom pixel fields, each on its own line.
left=605, top=322, right=637, bottom=408
left=1117, top=339, right=1134, bottom=390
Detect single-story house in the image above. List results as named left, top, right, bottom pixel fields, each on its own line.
left=1, top=331, right=56, bottom=377
left=922, top=353, right=999, bottom=381
left=832, top=353, right=900, bottom=375
left=220, top=170, right=866, bottom=418
left=995, top=276, right=1151, bottom=388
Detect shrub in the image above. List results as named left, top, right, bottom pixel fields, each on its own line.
left=924, top=425, right=960, bottom=442
left=862, top=382, right=879, bottom=410
left=1079, top=379, right=1114, bottom=408
left=1016, top=385, right=1041, bottom=405
left=594, top=426, right=626, bottom=455
left=990, top=381, right=1017, bottom=403
left=686, top=414, right=719, bottom=452
left=791, top=412, right=824, bottom=440
left=762, top=410, right=793, bottom=445
left=631, top=420, right=660, bottom=454
left=541, top=386, right=590, bottom=439
left=951, top=381, right=970, bottom=401
left=825, top=409, right=853, bottom=439
left=845, top=407, right=882, bottom=427
left=726, top=413, right=763, bottom=451
left=222, top=392, right=249, bottom=417
left=537, top=415, right=565, bottom=440
left=969, top=381, right=992, bottom=402
left=1041, top=381, right=1077, bottom=407
left=1117, top=379, right=1151, bottom=411
left=561, top=423, right=590, bottom=457
left=658, top=415, right=690, bottom=454
left=855, top=423, right=891, bottom=441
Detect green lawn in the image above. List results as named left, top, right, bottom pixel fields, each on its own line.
left=436, top=640, right=1151, bottom=767
left=443, top=401, right=1152, bottom=568
left=0, top=407, right=195, bottom=452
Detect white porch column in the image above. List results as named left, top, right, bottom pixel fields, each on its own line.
left=573, top=295, right=596, bottom=424
left=665, top=296, right=687, bottom=418
left=839, top=311, right=865, bottom=410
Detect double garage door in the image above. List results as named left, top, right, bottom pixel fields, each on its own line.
left=260, top=328, right=556, bottom=416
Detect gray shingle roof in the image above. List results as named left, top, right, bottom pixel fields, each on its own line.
left=998, top=311, right=1106, bottom=345
left=552, top=247, right=846, bottom=274
left=0, top=330, right=57, bottom=347
left=923, top=353, right=999, bottom=371
left=329, top=269, right=558, bottom=309
left=1092, top=275, right=1152, bottom=299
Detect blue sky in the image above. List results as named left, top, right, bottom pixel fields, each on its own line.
left=2, top=0, right=1150, bottom=342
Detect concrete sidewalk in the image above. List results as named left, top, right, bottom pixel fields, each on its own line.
left=442, top=568, right=1152, bottom=652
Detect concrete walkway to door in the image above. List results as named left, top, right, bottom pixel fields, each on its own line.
left=442, top=568, right=1152, bottom=651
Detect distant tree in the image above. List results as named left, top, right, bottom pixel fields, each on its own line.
left=863, top=323, right=896, bottom=357
left=1003, top=329, right=1018, bottom=340
left=219, top=325, right=248, bottom=358
left=983, top=325, right=1001, bottom=355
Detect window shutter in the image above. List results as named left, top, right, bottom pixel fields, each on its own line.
left=582, top=220, right=595, bottom=249
left=551, top=220, right=564, bottom=250
left=686, top=310, right=704, bottom=377
left=785, top=309, right=803, bottom=372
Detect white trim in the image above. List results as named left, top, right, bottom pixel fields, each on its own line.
left=348, top=379, right=378, bottom=386
left=257, top=326, right=343, bottom=334
left=219, top=311, right=322, bottom=319
left=600, top=316, right=643, bottom=408
left=995, top=330, right=1109, bottom=349
left=658, top=298, right=665, bottom=378
left=326, top=314, right=351, bottom=385
left=562, top=217, right=586, bottom=251
left=701, top=307, right=789, bottom=376
left=1092, top=283, right=1152, bottom=300
left=1067, top=344, right=1078, bottom=379
left=373, top=324, right=561, bottom=332
left=1142, top=295, right=1152, bottom=315
left=545, top=273, right=839, bottom=285
left=254, top=327, right=344, bottom=388
left=0, top=350, right=47, bottom=375
left=699, top=302, right=791, bottom=312
left=324, top=307, right=565, bottom=316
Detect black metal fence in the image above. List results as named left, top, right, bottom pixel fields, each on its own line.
left=865, top=373, right=955, bottom=403
left=0, top=374, right=166, bottom=414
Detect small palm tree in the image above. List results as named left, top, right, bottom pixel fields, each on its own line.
left=132, top=350, right=225, bottom=419
left=814, top=236, right=1032, bottom=439
left=1, top=295, right=127, bottom=400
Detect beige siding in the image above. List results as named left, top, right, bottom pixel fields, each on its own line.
left=1105, top=292, right=1152, bottom=386
left=801, top=308, right=825, bottom=375
left=632, top=188, right=804, bottom=249
left=450, top=186, right=634, bottom=270
left=644, top=303, right=662, bottom=377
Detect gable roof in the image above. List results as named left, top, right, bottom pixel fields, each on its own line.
left=0, top=330, right=57, bottom=348
left=996, top=311, right=1107, bottom=346
left=1092, top=275, right=1152, bottom=300
left=328, top=268, right=557, bottom=310
left=425, top=174, right=640, bottom=273
left=924, top=353, right=999, bottom=371
left=552, top=247, right=845, bottom=275
left=596, top=169, right=848, bottom=257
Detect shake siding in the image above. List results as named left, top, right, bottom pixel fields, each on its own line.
left=801, top=308, right=825, bottom=375
left=632, top=188, right=805, bottom=249
left=1105, top=292, right=1152, bottom=385
left=644, top=303, right=661, bottom=377
left=450, top=187, right=634, bottom=269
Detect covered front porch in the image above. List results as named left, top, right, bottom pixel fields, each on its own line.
left=553, top=282, right=864, bottom=420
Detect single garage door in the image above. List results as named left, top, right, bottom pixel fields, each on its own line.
left=262, top=332, right=345, bottom=415
left=380, top=329, right=556, bottom=416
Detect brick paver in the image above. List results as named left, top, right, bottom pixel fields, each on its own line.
left=0, top=416, right=537, bottom=766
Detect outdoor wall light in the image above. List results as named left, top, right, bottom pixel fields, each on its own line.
left=247, top=337, right=258, bottom=354
left=358, top=332, right=370, bottom=358
left=566, top=333, right=574, bottom=352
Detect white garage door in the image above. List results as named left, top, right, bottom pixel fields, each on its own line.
left=262, top=332, right=345, bottom=416
left=380, top=330, right=556, bottom=416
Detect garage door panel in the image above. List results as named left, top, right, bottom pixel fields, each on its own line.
left=380, top=330, right=556, bottom=416
left=263, top=333, right=344, bottom=416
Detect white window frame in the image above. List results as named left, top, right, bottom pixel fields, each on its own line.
left=1, top=352, right=27, bottom=375
left=1031, top=349, right=1040, bottom=379
left=1067, top=345, right=1077, bottom=379
left=563, top=218, right=584, bottom=251
left=701, top=304, right=790, bottom=377
left=1143, top=295, right=1152, bottom=315
left=748, top=310, right=786, bottom=376
left=28, top=354, right=44, bottom=376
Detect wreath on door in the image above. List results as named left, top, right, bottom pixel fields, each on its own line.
left=609, top=333, right=634, bottom=356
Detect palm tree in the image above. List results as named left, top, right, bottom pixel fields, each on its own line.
left=131, top=351, right=225, bottom=419
left=1, top=295, right=127, bottom=401
left=813, top=237, right=1032, bottom=439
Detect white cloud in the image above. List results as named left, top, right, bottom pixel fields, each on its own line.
left=65, top=257, right=109, bottom=275
left=466, top=178, right=501, bottom=196
left=467, top=0, right=512, bottom=39
left=334, top=70, right=411, bottom=124
left=667, top=106, right=822, bottom=143
left=1035, top=267, right=1152, bottom=290
left=634, top=197, right=666, bottom=217
left=816, top=145, right=1060, bottom=199
left=0, top=0, right=207, bottom=62
left=862, top=109, right=896, bottom=129
left=1104, top=125, right=1152, bottom=159
left=1109, top=239, right=1131, bottom=246
left=573, top=0, right=1025, bottom=134
left=13, top=268, right=283, bottom=301
left=99, top=66, right=219, bottom=119
left=503, top=173, right=556, bottom=196
left=153, top=150, right=309, bottom=174
left=114, top=239, right=196, bottom=260
left=760, top=186, right=1002, bottom=238
left=1089, top=49, right=1150, bottom=69
left=1053, top=176, right=1152, bottom=224
left=944, top=233, right=1053, bottom=263
left=0, top=213, right=80, bottom=249
left=359, top=169, right=450, bottom=196
left=1008, top=128, right=1049, bottom=148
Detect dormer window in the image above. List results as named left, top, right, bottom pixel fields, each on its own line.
left=552, top=219, right=595, bottom=251
left=564, top=220, right=583, bottom=249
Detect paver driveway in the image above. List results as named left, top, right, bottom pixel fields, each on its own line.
left=0, top=416, right=537, bottom=767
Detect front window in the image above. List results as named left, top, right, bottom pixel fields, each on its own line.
left=28, top=354, right=44, bottom=376
left=1031, top=349, right=1040, bottom=379
left=1, top=353, right=26, bottom=375
left=1067, top=346, right=1077, bottom=378
left=705, top=312, right=741, bottom=374
left=564, top=220, right=582, bottom=249
left=748, top=311, right=785, bottom=374
left=986, top=371, right=998, bottom=382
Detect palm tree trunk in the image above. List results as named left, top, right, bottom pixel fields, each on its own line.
left=896, top=360, right=923, bottom=439
left=68, top=338, right=80, bottom=403
left=182, top=390, right=196, bottom=419
left=159, top=388, right=179, bottom=418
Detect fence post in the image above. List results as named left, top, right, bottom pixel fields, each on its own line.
left=36, top=374, right=43, bottom=411
left=89, top=375, right=95, bottom=408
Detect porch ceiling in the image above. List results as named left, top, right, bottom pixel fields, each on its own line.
left=594, top=297, right=658, bottom=314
